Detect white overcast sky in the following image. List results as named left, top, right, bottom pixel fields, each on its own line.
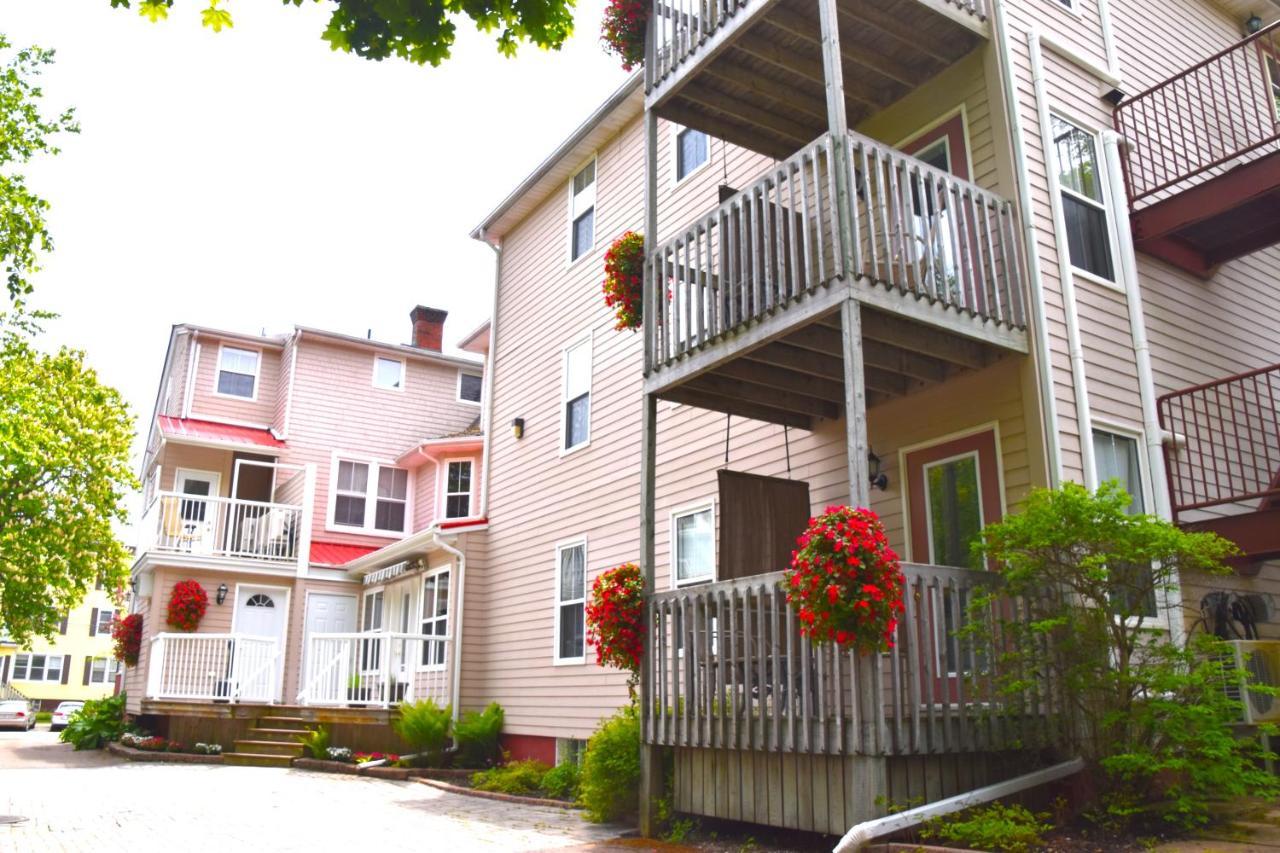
left=6, top=0, right=627, bottom=498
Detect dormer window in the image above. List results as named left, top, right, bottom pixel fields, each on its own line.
left=216, top=346, right=259, bottom=399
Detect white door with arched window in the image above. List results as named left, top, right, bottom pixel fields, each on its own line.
left=233, top=585, right=288, bottom=702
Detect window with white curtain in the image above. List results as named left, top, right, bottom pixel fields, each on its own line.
left=673, top=504, right=715, bottom=585
left=676, top=127, right=708, bottom=180
left=555, top=541, right=586, bottom=663
left=1093, top=429, right=1156, bottom=617
left=216, top=346, right=260, bottom=398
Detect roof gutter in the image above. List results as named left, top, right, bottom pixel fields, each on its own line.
left=476, top=233, right=502, bottom=519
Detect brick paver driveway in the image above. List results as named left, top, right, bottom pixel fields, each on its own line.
left=0, top=730, right=626, bottom=852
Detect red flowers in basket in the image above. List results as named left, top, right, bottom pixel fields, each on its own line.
left=166, top=580, right=208, bottom=632
left=585, top=562, right=645, bottom=692
left=603, top=231, right=645, bottom=331
left=783, top=506, right=906, bottom=655
left=112, top=613, right=143, bottom=666
left=601, top=0, right=650, bottom=71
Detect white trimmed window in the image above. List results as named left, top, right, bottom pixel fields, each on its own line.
left=373, top=356, right=405, bottom=390
left=13, top=653, right=63, bottom=682
left=1093, top=429, right=1157, bottom=617
left=676, top=127, right=709, bottom=181
left=458, top=371, right=483, bottom=404
left=444, top=460, right=473, bottom=519
left=562, top=336, right=592, bottom=452
left=216, top=346, right=260, bottom=399
left=88, top=657, right=119, bottom=685
left=95, top=608, right=115, bottom=636
left=673, top=503, right=715, bottom=586
left=569, top=159, right=596, bottom=261
left=555, top=541, right=587, bottom=663
left=421, top=570, right=450, bottom=668
left=1050, top=115, right=1115, bottom=282
left=331, top=459, right=409, bottom=534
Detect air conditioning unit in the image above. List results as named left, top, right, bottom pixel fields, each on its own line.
left=1221, top=640, right=1280, bottom=725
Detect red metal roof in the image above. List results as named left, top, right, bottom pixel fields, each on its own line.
left=309, top=540, right=379, bottom=566
left=158, top=416, right=286, bottom=449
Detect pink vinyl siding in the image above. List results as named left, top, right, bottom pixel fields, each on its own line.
left=186, top=337, right=283, bottom=427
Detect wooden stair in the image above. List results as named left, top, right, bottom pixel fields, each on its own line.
left=223, top=715, right=311, bottom=768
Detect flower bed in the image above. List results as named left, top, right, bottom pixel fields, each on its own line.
left=108, top=741, right=223, bottom=765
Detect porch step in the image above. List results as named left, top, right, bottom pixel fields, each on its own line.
left=223, top=752, right=295, bottom=769
left=234, top=739, right=305, bottom=758
left=248, top=727, right=313, bottom=743
left=256, top=716, right=311, bottom=731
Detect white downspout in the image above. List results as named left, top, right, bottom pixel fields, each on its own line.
left=1028, top=24, right=1098, bottom=489
left=1096, top=0, right=1121, bottom=81
left=182, top=331, right=199, bottom=419
left=433, top=533, right=466, bottom=722
left=1100, top=129, right=1186, bottom=644
left=478, top=235, right=502, bottom=519
left=992, top=0, right=1063, bottom=486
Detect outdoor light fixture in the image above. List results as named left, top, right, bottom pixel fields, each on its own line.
left=1247, top=14, right=1264, bottom=34
left=216, top=583, right=228, bottom=605
left=512, top=417, right=525, bottom=439
left=129, top=577, right=138, bottom=594
left=867, top=450, right=889, bottom=491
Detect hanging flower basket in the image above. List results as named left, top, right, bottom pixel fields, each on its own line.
left=166, top=580, right=209, bottom=632
left=112, top=613, right=143, bottom=666
left=585, top=562, right=645, bottom=693
left=601, top=0, right=650, bottom=72
left=603, top=231, right=645, bottom=331
left=783, top=506, right=906, bottom=654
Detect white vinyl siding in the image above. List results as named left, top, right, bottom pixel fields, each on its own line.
left=554, top=541, right=587, bottom=664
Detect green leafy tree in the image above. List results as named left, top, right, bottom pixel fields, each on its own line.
left=966, top=482, right=1276, bottom=829
left=0, top=35, right=79, bottom=301
left=0, top=311, right=137, bottom=643
left=109, top=0, right=577, bottom=67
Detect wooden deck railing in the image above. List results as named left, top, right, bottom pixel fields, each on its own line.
left=1157, top=363, right=1280, bottom=520
left=642, top=563, right=1063, bottom=756
left=643, top=130, right=1026, bottom=374
left=644, top=0, right=989, bottom=95
left=1114, top=21, right=1280, bottom=206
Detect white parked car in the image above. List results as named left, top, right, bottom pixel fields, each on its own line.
left=0, top=700, right=36, bottom=731
left=50, top=701, right=84, bottom=732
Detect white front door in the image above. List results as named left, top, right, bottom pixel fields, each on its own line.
left=174, top=469, right=221, bottom=552
left=234, top=586, right=288, bottom=701
left=302, top=593, right=357, bottom=700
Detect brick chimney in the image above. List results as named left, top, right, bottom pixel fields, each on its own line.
left=410, top=306, right=447, bottom=351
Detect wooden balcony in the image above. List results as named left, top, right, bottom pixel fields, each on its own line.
left=1158, top=362, right=1280, bottom=573
left=643, top=130, right=1028, bottom=425
left=1114, top=21, right=1280, bottom=277
left=645, top=0, right=989, bottom=159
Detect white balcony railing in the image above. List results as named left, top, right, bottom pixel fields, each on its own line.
left=140, top=492, right=305, bottom=563
left=145, top=633, right=280, bottom=703
left=297, top=632, right=451, bottom=709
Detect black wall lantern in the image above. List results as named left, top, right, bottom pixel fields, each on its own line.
left=512, top=417, right=525, bottom=440
left=216, top=583, right=228, bottom=605
left=1247, top=14, right=1265, bottom=34
left=868, top=450, right=889, bottom=491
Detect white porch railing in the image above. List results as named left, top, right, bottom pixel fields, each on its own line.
left=297, top=632, right=452, bottom=708
left=146, top=633, right=280, bottom=703
left=140, top=492, right=304, bottom=563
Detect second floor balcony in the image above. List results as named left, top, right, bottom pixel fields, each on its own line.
left=643, top=128, right=1028, bottom=425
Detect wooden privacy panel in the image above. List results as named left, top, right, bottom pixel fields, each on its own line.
left=717, top=470, right=810, bottom=580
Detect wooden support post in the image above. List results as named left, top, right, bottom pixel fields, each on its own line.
left=842, top=299, right=870, bottom=509
left=817, top=0, right=855, bottom=277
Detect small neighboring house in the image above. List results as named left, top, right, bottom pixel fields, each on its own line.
left=0, top=582, right=121, bottom=710
left=125, top=307, right=488, bottom=761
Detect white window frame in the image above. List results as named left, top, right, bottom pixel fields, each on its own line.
left=553, top=537, right=588, bottom=665
left=560, top=331, right=593, bottom=456
left=567, top=156, right=597, bottom=265
left=88, top=657, right=119, bottom=685
left=456, top=370, right=483, bottom=405
left=325, top=453, right=411, bottom=536
left=419, top=567, right=451, bottom=672
left=672, top=124, right=711, bottom=184
left=441, top=458, right=475, bottom=520
left=1045, top=0, right=1079, bottom=14
left=95, top=607, right=115, bottom=635
left=213, top=343, right=261, bottom=401
left=1048, top=111, right=1121, bottom=289
left=372, top=355, right=406, bottom=392
left=670, top=499, right=717, bottom=588
left=1091, top=419, right=1164, bottom=624
left=13, top=653, right=62, bottom=682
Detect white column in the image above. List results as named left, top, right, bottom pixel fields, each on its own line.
left=296, top=463, right=317, bottom=576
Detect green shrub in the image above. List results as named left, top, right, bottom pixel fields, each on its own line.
left=58, top=694, right=126, bottom=750
left=453, top=702, right=504, bottom=768
left=541, top=761, right=581, bottom=800
left=35, top=711, right=51, bottom=723
left=393, top=699, right=452, bottom=767
left=296, top=726, right=331, bottom=760
left=922, top=802, right=1052, bottom=853
left=471, top=759, right=551, bottom=796
left=578, top=701, right=640, bottom=823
